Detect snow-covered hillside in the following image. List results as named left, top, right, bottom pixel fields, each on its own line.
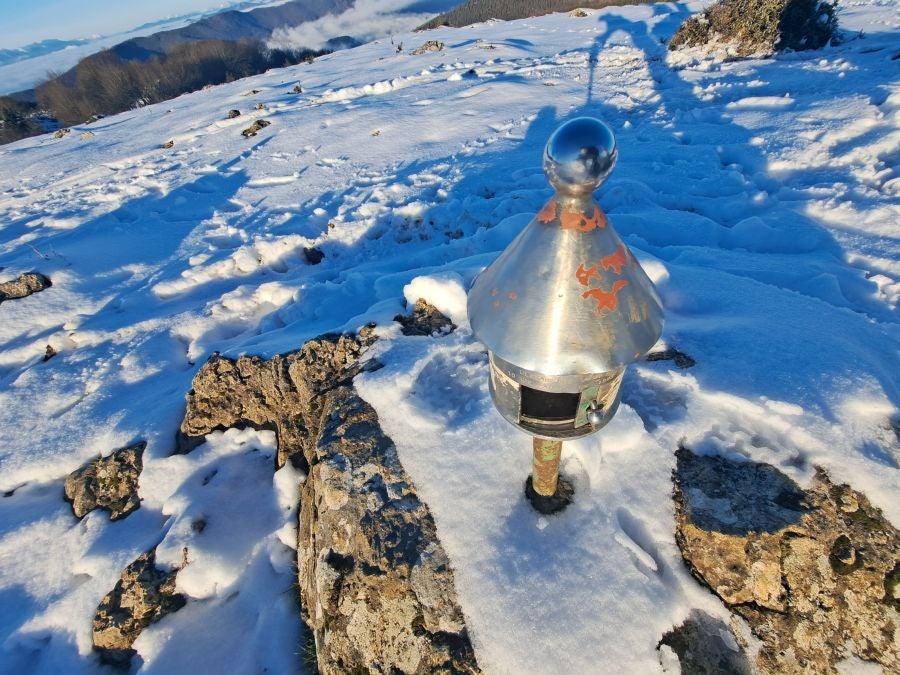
left=0, top=1, right=898, bottom=672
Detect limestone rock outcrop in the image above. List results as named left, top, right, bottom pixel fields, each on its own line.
left=92, top=550, right=186, bottom=667
left=0, top=272, right=52, bottom=304
left=179, top=330, right=479, bottom=673
left=64, top=442, right=145, bottom=520
left=394, top=298, right=456, bottom=337
left=673, top=447, right=899, bottom=673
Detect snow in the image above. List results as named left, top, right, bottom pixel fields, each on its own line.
left=0, top=0, right=898, bottom=672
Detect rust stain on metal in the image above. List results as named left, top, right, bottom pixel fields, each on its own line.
left=537, top=200, right=557, bottom=224
left=508, top=292, right=518, bottom=300
left=582, top=279, right=629, bottom=315
left=491, top=288, right=498, bottom=297
left=493, top=299, right=501, bottom=308
left=600, top=244, right=628, bottom=274
left=576, top=262, right=604, bottom=287
left=560, top=204, right=607, bottom=232
left=532, top=438, right=562, bottom=497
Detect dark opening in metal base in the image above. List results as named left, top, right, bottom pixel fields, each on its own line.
left=524, top=475, right=574, bottom=515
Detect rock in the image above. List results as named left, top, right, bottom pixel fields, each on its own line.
left=304, top=246, right=325, bottom=265
left=647, top=347, right=695, bottom=369
left=299, top=384, right=478, bottom=674
left=394, top=299, right=456, bottom=337
left=92, top=549, right=186, bottom=667
left=64, top=442, right=145, bottom=520
left=411, top=40, right=444, bottom=55
left=674, top=447, right=900, bottom=673
left=43, top=344, right=57, bottom=362
left=658, top=610, right=753, bottom=674
left=243, top=89, right=261, bottom=96
left=178, top=329, right=377, bottom=468
left=227, top=109, right=241, bottom=119
left=255, top=102, right=265, bottom=110
left=161, top=139, right=174, bottom=149
left=80, top=131, right=95, bottom=140
left=293, top=84, right=303, bottom=94
left=241, top=119, right=271, bottom=137
left=668, top=0, right=839, bottom=57
left=178, top=329, right=479, bottom=673
left=0, top=272, right=52, bottom=304
left=53, top=128, right=70, bottom=139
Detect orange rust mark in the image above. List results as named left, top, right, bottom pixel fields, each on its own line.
left=508, top=292, right=518, bottom=300
left=560, top=205, right=607, bottom=232
left=493, top=299, right=501, bottom=308
left=537, top=200, right=557, bottom=224
left=575, top=262, right=604, bottom=287
left=600, top=245, right=628, bottom=274
left=491, top=288, right=498, bottom=297
left=582, top=279, right=629, bottom=315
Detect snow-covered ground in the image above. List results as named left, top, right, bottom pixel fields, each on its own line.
left=0, top=0, right=898, bottom=672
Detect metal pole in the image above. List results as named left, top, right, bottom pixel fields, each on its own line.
left=531, top=438, right=563, bottom=497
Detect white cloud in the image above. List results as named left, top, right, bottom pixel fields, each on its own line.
left=267, top=0, right=448, bottom=51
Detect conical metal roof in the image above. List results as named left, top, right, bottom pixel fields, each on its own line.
left=467, top=118, right=664, bottom=376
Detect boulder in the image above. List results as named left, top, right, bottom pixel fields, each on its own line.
left=647, top=347, right=695, bottom=369
left=178, top=330, right=377, bottom=468
left=241, top=119, right=271, bottom=138
left=179, top=330, right=480, bottom=673
left=64, top=442, right=145, bottom=520
left=411, top=40, right=444, bottom=55
left=0, top=272, right=52, bottom=304
left=668, top=0, right=839, bottom=57
left=674, top=447, right=900, bottom=673
left=92, top=549, right=186, bottom=667
left=394, top=298, right=456, bottom=337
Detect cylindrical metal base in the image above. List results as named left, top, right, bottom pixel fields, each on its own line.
left=531, top=438, right=563, bottom=497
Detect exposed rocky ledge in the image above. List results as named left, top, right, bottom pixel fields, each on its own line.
left=672, top=447, right=899, bottom=673
left=178, top=329, right=480, bottom=674
left=0, top=272, right=52, bottom=304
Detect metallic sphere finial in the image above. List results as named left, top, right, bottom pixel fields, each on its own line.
left=543, top=117, right=617, bottom=196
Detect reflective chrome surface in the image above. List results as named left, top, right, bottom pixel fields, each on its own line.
left=488, top=355, right=624, bottom=440
left=544, top=117, right=617, bottom=196
left=468, top=116, right=663, bottom=376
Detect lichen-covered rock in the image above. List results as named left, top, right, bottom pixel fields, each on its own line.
left=92, top=549, right=186, bottom=667
left=178, top=329, right=377, bottom=468
left=674, top=447, right=900, bottom=673
left=179, top=329, right=479, bottom=673
left=394, top=298, right=456, bottom=337
left=647, top=347, right=695, bottom=369
left=0, top=272, right=52, bottom=303
left=299, top=385, right=478, bottom=674
left=241, top=119, right=271, bottom=137
left=669, top=0, right=839, bottom=57
left=64, top=442, right=145, bottom=520
left=411, top=40, right=444, bottom=55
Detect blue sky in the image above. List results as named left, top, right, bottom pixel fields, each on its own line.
left=0, top=1, right=238, bottom=48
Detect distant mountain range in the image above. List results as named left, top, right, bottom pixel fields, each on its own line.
left=0, top=39, right=92, bottom=68
left=109, top=0, right=356, bottom=61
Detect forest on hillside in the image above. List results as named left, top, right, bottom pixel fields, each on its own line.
left=418, top=0, right=664, bottom=29
left=0, top=40, right=322, bottom=146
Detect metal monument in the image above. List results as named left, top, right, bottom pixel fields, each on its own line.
left=467, top=117, right=664, bottom=513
